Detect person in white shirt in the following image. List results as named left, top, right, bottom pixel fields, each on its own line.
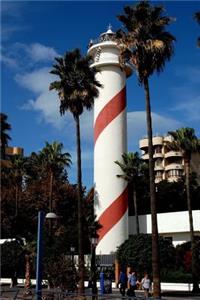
left=141, top=273, right=151, bottom=299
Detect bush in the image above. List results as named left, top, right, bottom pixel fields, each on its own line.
left=161, top=269, right=192, bottom=283
left=116, top=234, right=176, bottom=275
left=1, top=239, right=24, bottom=278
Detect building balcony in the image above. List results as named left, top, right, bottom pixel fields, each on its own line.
left=141, top=153, right=149, bottom=160
left=163, top=135, right=173, bottom=143
left=155, top=165, right=164, bottom=171
left=165, top=163, right=184, bottom=171
left=139, top=138, right=148, bottom=149
left=154, top=152, right=163, bottom=158
left=165, top=151, right=182, bottom=159
left=152, top=136, right=163, bottom=146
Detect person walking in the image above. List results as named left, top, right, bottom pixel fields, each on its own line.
left=141, top=273, right=151, bottom=299
left=118, top=270, right=127, bottom=296
left=127, top=270, right=138, bottom=297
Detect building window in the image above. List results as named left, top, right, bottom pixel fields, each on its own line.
left=155, top=171, right=162, bottom=178
left=155, top=159, right=162, bottom=166
left=167, top=169, right=182, bottom=177
left=154, top=146, right=162, bottom=154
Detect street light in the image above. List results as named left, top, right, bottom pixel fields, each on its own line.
left=90, top=237, right=98, bottom=299
left=35, top=210, right=58, bottom=300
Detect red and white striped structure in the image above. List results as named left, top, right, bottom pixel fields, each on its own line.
left=88, top=28, right=132, bottom=255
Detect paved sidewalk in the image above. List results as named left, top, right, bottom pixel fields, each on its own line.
left=1, top=286, right=200, bottom=300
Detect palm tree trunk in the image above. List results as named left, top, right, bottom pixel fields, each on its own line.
left=15, top=185, right=19, bottom=217
left=49, top=171, right=53, bottom=211
left=185, top=160, right=199, bottom=293
left=49, top=171, right=53, bottom=236
left=25, top=254, right=31, bottom=291
left=133, top=188, right=139, bottom=234
left=75, top=115, right=85, bottom=294
left=143, top=77, right=161, bottom=298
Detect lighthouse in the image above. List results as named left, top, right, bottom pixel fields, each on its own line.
left=88, top=27, right=132, bottom=255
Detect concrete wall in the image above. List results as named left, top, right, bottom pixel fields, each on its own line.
left=129, top=210, right=200, bottom=246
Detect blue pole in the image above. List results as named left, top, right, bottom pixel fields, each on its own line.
left=36, top=211, right=45, bottom=300
left=100, top=271, right=105, bottom=295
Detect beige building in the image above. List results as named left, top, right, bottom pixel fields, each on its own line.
left=139, top=135, right=200, bottom=183
left=1, top=146, right=24, bottom=167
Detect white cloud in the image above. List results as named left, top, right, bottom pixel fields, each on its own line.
left=1, top=2, right=27, bottom=40
left=15, top=67, right=53, bottom=93
left=16, top=66, right=95, bottom=136
left=0, top=53, right=18, bottom=68
left=2, top=43, right=59, bottom=70
left=25, top=43, right=58, bottom=62
left=17, top=67, right=69, bottom=129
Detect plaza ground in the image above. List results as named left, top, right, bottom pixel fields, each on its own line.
left=1, top=285, right=200, bottom=300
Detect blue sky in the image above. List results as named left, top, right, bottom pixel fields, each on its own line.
left=1, top=1, right=200, bottom=189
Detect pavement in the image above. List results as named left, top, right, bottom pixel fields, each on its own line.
left=0, top=286, right=200, bottom=300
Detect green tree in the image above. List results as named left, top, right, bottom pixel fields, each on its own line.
left=38, top=141, right=71, bottom=212
left=117, top=2, right=175, bottom=296
left=194, top=11, right=200, bottom=47
left=116, top=234, right=176, bottom=278
left=0, top=113, right=11, bottom=159
left=10, top=155, right=27, bottom=217
left=167, top=127, right=200, bottom=292
left=49, top=48, right=101, bottom=293
left=1, top=239, right=24, bottom=278
left=115, top=152, right=145, bottom=234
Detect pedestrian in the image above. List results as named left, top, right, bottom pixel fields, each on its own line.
left=127, top=270, right=138, bottom=298
left=141, top=272, right=151, bottom=299
left=118, top=269, right=127, bottom=296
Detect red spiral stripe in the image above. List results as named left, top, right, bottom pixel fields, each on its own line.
left=97, top=187, right=128, bottom=242
left=94, top=87, right=126, bottom=144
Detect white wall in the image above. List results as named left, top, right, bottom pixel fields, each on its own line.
left=129, top=210, right=200, bottom=246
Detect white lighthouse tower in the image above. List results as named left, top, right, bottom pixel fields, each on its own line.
left=88, top=26, right=132, bottom=255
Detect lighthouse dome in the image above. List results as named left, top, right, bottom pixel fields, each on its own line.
left=100, top=25, right=115, bottom=42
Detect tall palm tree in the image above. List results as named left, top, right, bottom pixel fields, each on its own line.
left=10, top=155, right=27, bottom=217
left=194, top=12, right=200, bottom=47
left=39, top=141, right=71, bottom=212
left=0, top=113, right=11, bottom=159
left=117, top=1, right=176, bottom=297
left=167, top=127, right=200, bottom=292
left=49, top=49, right=101, bottom=293
left=115, top=152, right=144, bottom=234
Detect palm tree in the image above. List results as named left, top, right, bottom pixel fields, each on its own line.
left=10, top=155, right=27, bottom=217
left=117, top=1, right=176, bottom=297
left=39, top=141, right=71, bottom=212
left=115, top=152, right=144, bottom=234
left=194, top=12, right=200, bottom=47
left=0, top=113, right=11, bottom=159
left=49, top=49, right=101, bottom=293
left=167, top=127, right=200, bottom=292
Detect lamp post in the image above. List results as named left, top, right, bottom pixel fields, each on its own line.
left=35, top=211, right=57, bottom=300
left=90, top=237, right=98, bottom=298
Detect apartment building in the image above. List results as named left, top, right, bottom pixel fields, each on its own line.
left=1, top=146, right=24, bottom=167
left=139, top=135, right=200, bottom=183
left=131, top=135, right=200, bottom=246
